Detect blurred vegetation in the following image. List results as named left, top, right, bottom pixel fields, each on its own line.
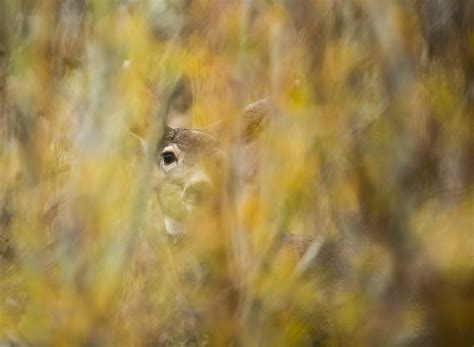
left=0, top=0, right=473, bottom=346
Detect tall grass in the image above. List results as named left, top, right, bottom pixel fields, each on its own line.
left=0, top=1, right=473, bottom=345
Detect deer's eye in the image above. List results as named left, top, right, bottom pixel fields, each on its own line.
left=162, top=151, right=177, bottom=165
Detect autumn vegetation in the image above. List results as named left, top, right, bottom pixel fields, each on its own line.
left=0, top=1, right=473, bottom=346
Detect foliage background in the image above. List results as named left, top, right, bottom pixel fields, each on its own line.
left=0, top=0, right=473, bottom=345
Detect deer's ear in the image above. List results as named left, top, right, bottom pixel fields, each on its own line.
left=200, top=97, right=273, bottom=143
left=241, top=97, right=273, bottom=143
left=166, top=77, right=193, bottom=128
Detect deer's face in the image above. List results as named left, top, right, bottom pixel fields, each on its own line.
left=156, top=127, right=224, bottom=235
left=155, top=98, right=271, bottom=236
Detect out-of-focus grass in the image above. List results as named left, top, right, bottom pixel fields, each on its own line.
left=0, top=1, right=473, bottom=345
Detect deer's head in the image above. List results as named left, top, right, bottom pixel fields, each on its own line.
left=155, top=98, right=272, bottom=236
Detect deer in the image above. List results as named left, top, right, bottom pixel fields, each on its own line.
left=152, top=93, right=353, bottom=344
left=155, top=97, right=272, bottom=238
left=153, top=90, right=349, bottom=282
